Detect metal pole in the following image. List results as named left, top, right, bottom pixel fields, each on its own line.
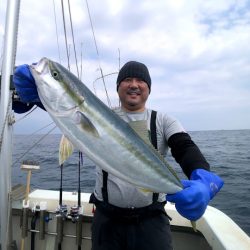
left=0, top=0, right=21, bottom=249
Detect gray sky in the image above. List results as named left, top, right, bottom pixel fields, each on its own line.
left=1, top=0, right=250, bottom=134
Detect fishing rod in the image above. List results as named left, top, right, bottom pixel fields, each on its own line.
left=68, top=151, right=84, bottom=249
left=59, top=164, right=63, bottom=207
left=30, top=209, right=39, bottom=250
left=77, top=151, right=83, bottom=249
left=56, top=163, right=67, bottom=250
left=78, top=152, right=82, bottom=207
left=57, top=135, right=84, bottom=249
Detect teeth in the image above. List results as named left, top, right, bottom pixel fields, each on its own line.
left=128, top=91, right=140, bottom=95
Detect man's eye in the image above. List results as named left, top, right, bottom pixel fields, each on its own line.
left=124, top=78, right=132, bottom=82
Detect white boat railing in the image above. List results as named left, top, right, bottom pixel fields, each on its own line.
left=0, top=0, right=21, bottom=249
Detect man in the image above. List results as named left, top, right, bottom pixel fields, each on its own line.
left=13, top=61, right=223, bottom=250
left=89, top=61, right=224, bottom=250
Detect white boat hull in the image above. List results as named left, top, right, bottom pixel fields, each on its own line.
left=11, top=188, right=250, bottom=250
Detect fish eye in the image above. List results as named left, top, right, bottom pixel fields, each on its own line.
left=52, top=70, right=60, bottom=79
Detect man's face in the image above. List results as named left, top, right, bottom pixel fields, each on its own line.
left=117, top=77, right=150, bottom=112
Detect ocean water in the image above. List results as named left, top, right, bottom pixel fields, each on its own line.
left=12, top=130, right=250, bottom=236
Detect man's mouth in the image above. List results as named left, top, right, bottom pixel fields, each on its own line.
left=127, top=89, right=141, bottom=95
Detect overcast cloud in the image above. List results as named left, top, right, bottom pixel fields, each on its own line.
left=1, top=0, right=250, bottom=134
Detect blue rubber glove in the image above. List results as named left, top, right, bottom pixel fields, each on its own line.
left=13, top=64, right=40, bottom=103
left=13, top=64, right=45, bottom=113
left=166, top=169, right=224, bottom=221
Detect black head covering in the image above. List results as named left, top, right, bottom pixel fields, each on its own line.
left=116, top=61, right=151, bottom=92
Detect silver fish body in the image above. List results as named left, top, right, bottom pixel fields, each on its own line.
left=30, top=58, right=182, bottom=194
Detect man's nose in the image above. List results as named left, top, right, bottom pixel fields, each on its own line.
left=129, top=79, right=139, bottom=87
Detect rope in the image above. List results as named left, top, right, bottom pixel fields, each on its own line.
left=118, top=48, right=121, bottom=70
left=53, top=0, right=62, bottom=64
left=67, top=0, right=80, bottom=78
left=92, top=72, right=118, bottom=95
left=12, top=125, right=57, bottom=166
left=80, top=42, right=83, bottom=80
left=85, top=0, right=99, bottom=58
left=85, top=0, right=112, bottom=108
left=60, top=0, right=71, bottom=70
left=14, top=106, right=38, bottom=123
left=28, top=121, right=55, bottom=136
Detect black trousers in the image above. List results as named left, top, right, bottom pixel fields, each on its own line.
left=91, top=207, right=173, bottom=250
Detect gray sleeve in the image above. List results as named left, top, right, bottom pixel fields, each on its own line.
left=160, top=113, right=186, bottom=140
left=155, top=112, right=186, bottom=156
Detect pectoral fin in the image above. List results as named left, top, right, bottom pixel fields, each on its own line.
left=73, top=111, right=99, bottom=137
left=59, top=134, right=74, bottom=165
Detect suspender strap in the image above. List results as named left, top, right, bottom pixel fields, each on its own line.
left=150, top=110, right=157, bottom=150
left=102, top=110, right=159, bottom=204
left=102, top=170, right=109, bottom=202
left=150, top=110, right=159, bottom=203
left=152, top=192, right=159, bottom=203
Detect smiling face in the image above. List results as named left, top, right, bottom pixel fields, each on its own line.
left=117, top=77, right=150, bottom=112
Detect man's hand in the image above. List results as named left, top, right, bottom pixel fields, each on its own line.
left=14, top=64, right=39, bottom=103
left=13, top=64, right=45, bottom=113
left=166, top=169, right=224, bottom=221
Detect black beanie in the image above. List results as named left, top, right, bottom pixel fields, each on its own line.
left=116, top=61, right=151, bottom=92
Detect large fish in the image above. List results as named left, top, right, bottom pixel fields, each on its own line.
left=30, top=57, right=183, bottom=194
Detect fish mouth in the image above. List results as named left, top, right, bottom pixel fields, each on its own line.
left=30, top=57, right=50, bottom=76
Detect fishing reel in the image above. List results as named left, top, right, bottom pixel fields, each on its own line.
left=68, top=205, right=82, bottom=223
left=56, top=204, right=82, bottom=223
left=56, top=204, right=68, bottom=219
